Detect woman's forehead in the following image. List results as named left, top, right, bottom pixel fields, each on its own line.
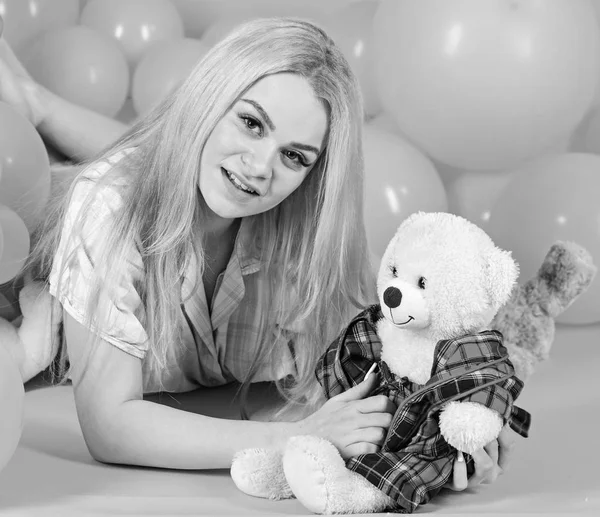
left=234, top=73, right=329, bottom=148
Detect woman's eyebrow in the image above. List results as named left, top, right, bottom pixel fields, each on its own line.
left=240, top=98, right=275, bottom=131
left=239, top=98, right=321, bottom=156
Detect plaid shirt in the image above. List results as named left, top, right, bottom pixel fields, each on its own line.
left=316, top=305, right=531, bottom=513
left=49, top=150, right=296, bottom=394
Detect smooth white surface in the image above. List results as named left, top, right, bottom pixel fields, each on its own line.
left=0, top=323, right=598, bottom=516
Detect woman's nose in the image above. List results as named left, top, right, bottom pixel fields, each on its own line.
left=242, top=141, right=276, bottom=178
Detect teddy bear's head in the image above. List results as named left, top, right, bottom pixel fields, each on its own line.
left=377, top=212, right=519, bottom=342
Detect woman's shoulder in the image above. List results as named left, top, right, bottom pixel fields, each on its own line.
left=72, top=147, right=137, bottom=212
left=80, top=147, right=137, bottom=184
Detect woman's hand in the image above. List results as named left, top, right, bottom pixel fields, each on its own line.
left=297, top=372, right=397, bottom=459
left=0, top=39, right=48, bottom=126
left=446, top=425, right=518, bottom=491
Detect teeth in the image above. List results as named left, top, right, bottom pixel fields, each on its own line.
left=224, top=169, right=257, bottom=194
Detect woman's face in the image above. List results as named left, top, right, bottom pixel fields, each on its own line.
left=199, top=72, right=328, bottom=219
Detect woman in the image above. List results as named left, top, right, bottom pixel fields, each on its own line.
left=0, top=18, right=511, bottom=488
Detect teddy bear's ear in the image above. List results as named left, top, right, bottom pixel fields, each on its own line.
left=485, top=248, right=520, bottom=309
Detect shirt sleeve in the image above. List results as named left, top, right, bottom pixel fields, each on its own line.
left=48, top=165, right=149, bottom=359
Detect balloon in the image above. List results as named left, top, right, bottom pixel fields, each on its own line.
left=132, top=38, right=209, bottom=116
left=170, top=0, right=354, bottom=38
left=487, top=153, right=600, bottom=325
left=0, top=340, right=24, bottom=473
left=80, top=0, right=184, bottom=69
left=373, top=0, right=600, bottom=170
left=369, top=112, right=401, bottom=134
left=200, top=15, right=255, bottom=48
left=322, top=1, right=382, bottom=117
left=0, top=0, right=80, bottom=57
left=446, top=170, right=515, bottom=227
left=363, top=124, right=448, bottom=258
left=22, top=27, right=129, bottom=117
left=0, top=102, right=51, bottom=234
left=0, top=204, right=30, bottom=284
left=445, top=137, right=572, bottom=225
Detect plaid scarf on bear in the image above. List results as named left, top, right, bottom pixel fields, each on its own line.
left=315, top=305, right=531, bottom=513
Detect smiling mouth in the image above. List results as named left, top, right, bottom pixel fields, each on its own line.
left=222, top=167, right=259, bottom=196
left=392, top=315, right=414, bottom=326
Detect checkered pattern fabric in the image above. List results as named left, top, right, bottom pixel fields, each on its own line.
left=315, top=305, right=531, bottom=513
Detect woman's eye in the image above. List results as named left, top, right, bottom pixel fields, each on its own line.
left=240, top=115, right=262, bottom=135
left=283, top=150, right=306, bottom=166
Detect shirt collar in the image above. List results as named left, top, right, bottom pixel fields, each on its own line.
left=235, top=217, right=262, bottom=276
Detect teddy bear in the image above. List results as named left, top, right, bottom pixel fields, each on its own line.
left=230, top=211, right=596, bottom=514
left=0, top=280, right=60, bottom=383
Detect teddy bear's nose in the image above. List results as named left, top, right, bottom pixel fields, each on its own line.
left=383, top=286, right=403, bottom=308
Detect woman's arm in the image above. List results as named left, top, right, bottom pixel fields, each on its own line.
left=65, top=313, right=395, bottom=469
left=66, top=313, right=298, bottom=469
left=0, top=39, right=129, bottom=162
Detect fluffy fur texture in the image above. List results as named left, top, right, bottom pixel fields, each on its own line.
left=491, top=241, right=596, bottom=380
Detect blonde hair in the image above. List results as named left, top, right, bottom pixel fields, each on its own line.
left=26, top=17, right=376, bottom=414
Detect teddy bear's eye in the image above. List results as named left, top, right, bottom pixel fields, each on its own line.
left=389, top=265, right=398, bottom=277
left=418, top=276, right=427, bottom=289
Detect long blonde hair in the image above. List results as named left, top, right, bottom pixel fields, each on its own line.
left=25, top=17, right=376, bottom=413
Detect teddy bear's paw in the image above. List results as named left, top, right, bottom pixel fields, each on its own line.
left=539, top=242, right=597, bottom=315
left=439, top=401, right=503, bottom=455
left=230, top=448, right=293, bottom=500
left=283, top=435, right=393, bottom=514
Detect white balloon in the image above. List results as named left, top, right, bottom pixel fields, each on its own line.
left=373, top=0, right=600, bottom=170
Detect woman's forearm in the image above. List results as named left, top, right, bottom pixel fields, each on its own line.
left=36, top=84, right=130, bottom=162
left=90, top=398, right=297, bottom=470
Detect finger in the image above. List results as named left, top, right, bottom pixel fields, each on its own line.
left=355, top=394, right=397, bottom=415
left=497, top=425, right=517, bottom=472
left=446, top=452, right=468, bottom=491
left=467, top=448, right=496, bottom=488
left=353, top=411, right=393, bottom=431
left=345, top=426, right=387, bottom=448
left=341, top=442, right=379, bottom=459
left=332, top=366, right=379, bottom=402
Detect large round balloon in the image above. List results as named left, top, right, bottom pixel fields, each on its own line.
left=0, top=204, right=30, bottom=284
left=373, top=0, right=600, bottom=170
left=132, top=38, right=209, bottom=116
left=487, top=153, right=600, bottom=325
left=322, top=1, right=382, bottom=117
left=0, top=340, right=24, bottom=473
left=363, top=124, right=448, bottom=259
left=0, top=0, right=80, bottom=57
left=446, top=170, right=515, bottom=227
left=170, top=0, right=353, bottom=38
left=22, top=26, right=129, bottom=117
left=0, top=102, right=51, bottom=234
left=80, top=0, right=185, bottom=69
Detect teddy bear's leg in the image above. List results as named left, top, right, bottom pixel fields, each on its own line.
left=283, top=436, right=394, bottom=515
left=491, top=241, right=596, bottom=380
left=231, top=448, right=294, bottom=500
